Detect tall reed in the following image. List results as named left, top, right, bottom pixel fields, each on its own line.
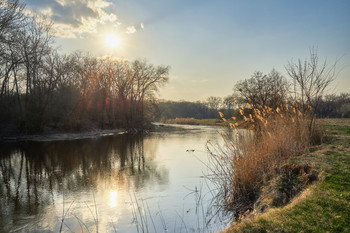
left=207, top=104, right=317, bottom=218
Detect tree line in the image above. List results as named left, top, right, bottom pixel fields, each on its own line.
left=157, top=50, right=348, bottom=125
left=157, top=91, right=350, bottom=121
left=0, top=0, right=169, bottom=135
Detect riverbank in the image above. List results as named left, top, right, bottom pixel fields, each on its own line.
left=224, top=119, right=350, bottom=232
left=0, top=123, right=196, bottom=142
left=0, top=128, right=127, bottom=142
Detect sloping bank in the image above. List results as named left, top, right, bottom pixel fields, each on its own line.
left=224, top=119, right=350, bottom=232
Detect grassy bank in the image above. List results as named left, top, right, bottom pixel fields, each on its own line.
left=225, top=119, right=350, bottom=232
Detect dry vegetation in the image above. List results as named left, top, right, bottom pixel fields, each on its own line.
left=164, top=117, right=226, bottom=126
left=317, top=118, right=350, bottom=126
left=207, top=103, right=319, bottom=218
left=225, top=120, right=350, bottom=232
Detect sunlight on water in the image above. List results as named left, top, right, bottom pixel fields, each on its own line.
left=110, top=190, right=118, bottom=207
left=0, top=125, right=234, bottom=232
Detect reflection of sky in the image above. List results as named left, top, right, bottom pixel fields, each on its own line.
left=0, top=126, right=228, bottom=232
left=24, top=0, right=350, bottom=101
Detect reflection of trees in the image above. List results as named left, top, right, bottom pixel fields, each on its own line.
left=0, top=134, right=168, bottom=230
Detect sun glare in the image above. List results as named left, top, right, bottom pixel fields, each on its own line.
left=105, top=34, right=121, bottom=48
left=110, top=190, right=118, bottom=207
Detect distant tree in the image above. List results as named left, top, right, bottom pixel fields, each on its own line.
left=223, top=95, right=236, bottom=109
left=340, top=104, right=350, bottom=118
left=234, top=69, right=289, bottom=110
left=317, top=93, right=350, bottom=118
left=223, top=94, right=236, bottom=116
left=206, top=96, right=222, bottom=111
left=156, top=100, right=218, bottom=120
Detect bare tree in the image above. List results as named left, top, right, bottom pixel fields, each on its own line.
left=0, top=0, right=25, bottom=43
left=234, top=69, right=289, bottom=110
left=206, top=96, right=222, bottom=111
left=0, top=0, right=25, bottom=97
left=286, top=49, right=337, bottom=130
left=129, top=60, right=169, bottom=127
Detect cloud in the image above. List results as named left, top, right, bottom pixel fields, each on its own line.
left=25, top=0, right=119, bottom=38
left=125, top=23, right=145, bottom=34
left=126, top=26, right=136, bottom=34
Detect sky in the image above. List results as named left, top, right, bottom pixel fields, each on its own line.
left=24, top=0, right=350, bottom=101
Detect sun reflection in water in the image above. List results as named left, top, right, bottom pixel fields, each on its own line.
left=110, top=190, right=118, bottom=207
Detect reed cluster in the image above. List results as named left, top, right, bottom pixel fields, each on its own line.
left=208, top=103, right=321, bottom=218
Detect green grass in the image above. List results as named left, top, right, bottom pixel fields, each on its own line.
left=226, top=123, right=350, bottom=233
left=324, top=125, right=350, bottom=135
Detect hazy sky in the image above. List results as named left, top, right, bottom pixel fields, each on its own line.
left=25, top=0, right=350, bottom=101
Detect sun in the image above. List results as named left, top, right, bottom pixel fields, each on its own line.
left=105, top=34, right=121, bottom=48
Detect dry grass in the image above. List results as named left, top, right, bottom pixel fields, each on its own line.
left=169, top=117, right=199, bottom=125
left=317, top=118, right=350, bottom=126
left=207, top=104, right=318, bottom=218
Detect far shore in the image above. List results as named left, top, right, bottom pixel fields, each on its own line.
left=0, top=128, right=127, bottom=143
left=3, top=118, right=348, bottom=143
left=0, top=123, right=200, bottom=143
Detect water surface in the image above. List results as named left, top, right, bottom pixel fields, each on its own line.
left=0, top=125, right=228, bottom=232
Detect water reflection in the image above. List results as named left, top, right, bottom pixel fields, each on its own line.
left=1, top=126, right=228, bottom=232
left=109, top=190, right=118, bottom=207
left=0, top=133, right=168, bottom=232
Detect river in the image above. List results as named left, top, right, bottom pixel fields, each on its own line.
left=0, top=124, right=230, bottom=232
